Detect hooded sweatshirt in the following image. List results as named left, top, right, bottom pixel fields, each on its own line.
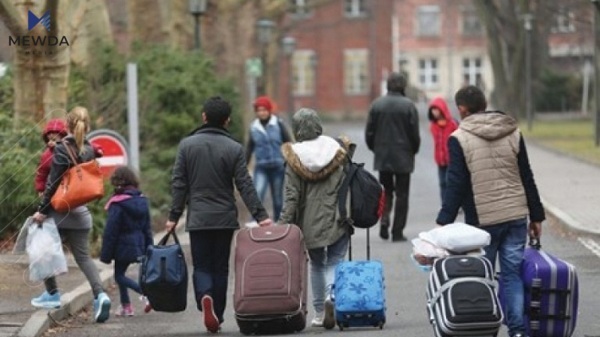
left=428, top=97, right=458, bottom=167
left=279, top=108, right=350, bottom=249
left=35, top=119, right=68, bottom=192
left=436, top=111, right=545, bottom=227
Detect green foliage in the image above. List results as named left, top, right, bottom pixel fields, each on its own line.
left=535, top=69, right=582, bottom=113
left=68, top=44, right=244, bottom=226
left=0, top=115, right=42, bottom=240
left=0, top=65, right=14, bottom=114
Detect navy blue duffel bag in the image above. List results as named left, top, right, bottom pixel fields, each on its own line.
left=139, top=230, right=188, bottom=312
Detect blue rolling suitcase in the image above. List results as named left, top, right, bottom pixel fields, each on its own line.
left=333, top=228, right=386, bottom=330
left=500, top=239, right=579, bottom=337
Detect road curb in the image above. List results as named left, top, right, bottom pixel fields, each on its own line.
left=16, top=267, right=113, bottom=337
left=542, top=197, right=600, bottom=236
left=16, top=228, right=172, bottom=337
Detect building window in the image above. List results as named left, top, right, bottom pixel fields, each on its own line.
left=417, top=5, right=441, bottom=37
left=461, top=7, right=483, bottom=36
left=292, top=50, right=315, bottom=96
left=418, top=58, right=438, bottom=89
left=462, top=57, right=484, bottom=89
left=551, top=9, right=576, bottom=33
left=344, top=49, right=369, bottom=95
left=344, top=0, right=366, bottom=17
left=291, top=0, right=311, bottom=17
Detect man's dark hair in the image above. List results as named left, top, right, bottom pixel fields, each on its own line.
left=203, top=96, right=232, bottom=126
left=455, top=85, right=487, bottom=114
left=387, top=72, right=407, bottom=94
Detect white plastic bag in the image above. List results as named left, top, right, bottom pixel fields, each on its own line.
left=420, top=222, right=490, bottom=253
left=12, top=217, right=33, bottom=255
left=26, top=218, right=68, bottom=282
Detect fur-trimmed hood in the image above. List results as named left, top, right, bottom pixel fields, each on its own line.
left=282, top=135, right=351, bottom=181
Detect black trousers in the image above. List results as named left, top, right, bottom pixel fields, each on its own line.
left=378, top=171, right=411, bottom=239
left=189, top=229, right=235, bottom=323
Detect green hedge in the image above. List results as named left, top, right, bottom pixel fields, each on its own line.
left=0, top=45, right=243, bottom=243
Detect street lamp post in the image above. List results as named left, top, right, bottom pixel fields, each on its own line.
left=523, top=13, right=534, bottom=131
left=188, top=0, right=207, bottom=51
left=282, top=36, right=296, bottom=120
left=310, top=53, right=318, bottom=110
left=256, top=19, right=275, bottom=96
left=592, top=0, right=600, bottom=146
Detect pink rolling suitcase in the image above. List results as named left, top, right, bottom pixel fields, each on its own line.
left=233, top=224, right=308, bottom=335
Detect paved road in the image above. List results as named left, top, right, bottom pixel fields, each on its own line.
left=45, top=118, right=600, bottom=337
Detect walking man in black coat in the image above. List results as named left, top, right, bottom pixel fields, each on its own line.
left=365, top=72, right=420, bottom=242
left=166, top=96, right=273, bottom=333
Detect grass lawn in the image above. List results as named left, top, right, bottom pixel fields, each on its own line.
left=520, top=118, right=600, bottom=166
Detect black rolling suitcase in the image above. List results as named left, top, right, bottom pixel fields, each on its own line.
left=139, top=230, right=188, bottom=312
left=426, top=255, right=502, bottom=337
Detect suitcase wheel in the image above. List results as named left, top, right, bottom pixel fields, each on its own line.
left=378, top=321, right=384, bottom=329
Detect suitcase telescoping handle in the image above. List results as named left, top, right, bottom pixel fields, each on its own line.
left=529, top=237, right=541, bottom=250
left=158, top=228, right=181, bottom=246
left=348, top=227, right=370, bottom=261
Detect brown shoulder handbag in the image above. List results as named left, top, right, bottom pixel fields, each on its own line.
left=50, top=142, right=105, bottom=212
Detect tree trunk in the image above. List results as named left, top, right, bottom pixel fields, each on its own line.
left=1, top=0, right=112, bottom=121
left=127, top=0, right=167, bottom=46
left=473, top=0, right=549, bottom=118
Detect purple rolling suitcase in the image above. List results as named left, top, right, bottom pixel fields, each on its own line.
left=515, top=239, right=579, bottom=337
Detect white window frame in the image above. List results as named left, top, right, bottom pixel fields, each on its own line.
left=461, top=7, right=483, bottom=36
left=344, top=49, right=369, bottom=95
left=418, top=58, right=438, bottom=89
left=417, top=5, right=441, bottom=37
left=344, top=0, right=366, bottom=18
left=291, top=0, right=312, bottom=18
left=462, top=57, right=483, bottom=87
left=292, top=50, right=316, bottom=96
left=551, top=9, right=576, bottom=33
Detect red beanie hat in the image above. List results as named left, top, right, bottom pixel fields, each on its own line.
left=253, top=96, right=273, bottom=112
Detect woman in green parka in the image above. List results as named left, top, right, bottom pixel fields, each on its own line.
left=279, top=108, right=352, bottom=330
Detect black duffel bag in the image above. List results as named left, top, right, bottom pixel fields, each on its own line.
left=139, top=230, right=188, bottom=312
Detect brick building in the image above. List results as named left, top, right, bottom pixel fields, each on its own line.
left=282, top=0, right=595, bottom=117
left=280, top=0, right=395, bottom=118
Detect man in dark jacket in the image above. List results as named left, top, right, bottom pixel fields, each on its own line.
left=436, top=86, right=544, bottom=337
left=365, top=72, right=420, bottom=242
left=165, top=96, right=273, bottom=334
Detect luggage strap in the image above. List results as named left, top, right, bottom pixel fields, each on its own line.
left=429, top=277, right=497, bottom=307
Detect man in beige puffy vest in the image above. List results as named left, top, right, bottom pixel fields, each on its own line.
left=436, top=85, right=544, bottom=337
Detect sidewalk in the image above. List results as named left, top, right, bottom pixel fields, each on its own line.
left=0, top=228, right=170, bottom=337
left=526, top=140, right=600, bottom=235
left=1, top=138, right=599, bottom=337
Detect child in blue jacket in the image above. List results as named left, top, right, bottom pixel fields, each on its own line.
left=100, top=166, right=153, bottom=316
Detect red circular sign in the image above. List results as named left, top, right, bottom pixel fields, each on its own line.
left=89, top=132, right=129, bottom=178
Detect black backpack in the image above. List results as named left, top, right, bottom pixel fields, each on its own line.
left=336, top=142, right=385, bottom=229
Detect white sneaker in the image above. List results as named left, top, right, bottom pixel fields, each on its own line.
left=323, top=296, right=335, bottom=330
left=311, top=316, right=324, bottom=327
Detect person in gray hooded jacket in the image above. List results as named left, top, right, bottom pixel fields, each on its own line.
left=279, top=108, right=351, bottom=330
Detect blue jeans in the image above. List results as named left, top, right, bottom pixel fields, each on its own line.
left=482, top=218, right=527, bottom=336
left=307, top=234, right=349, bottom=314
left=254, top=166, right=285, bottom=221
left=114, top=260, right=142, bottom=305
left=189, top=229, right=235, bottom=323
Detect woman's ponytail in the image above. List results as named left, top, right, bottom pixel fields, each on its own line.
left=66, top=106, right=91, bottom=155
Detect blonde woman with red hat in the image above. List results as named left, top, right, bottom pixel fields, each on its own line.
left=245, top=96, right=292, bottom=221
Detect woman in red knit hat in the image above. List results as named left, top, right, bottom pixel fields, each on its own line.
left=245, top=96, right=292, bottom=221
